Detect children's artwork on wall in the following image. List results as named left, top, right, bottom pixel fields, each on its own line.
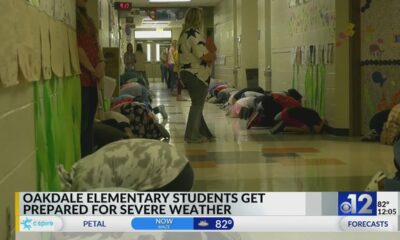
left=361, top=0, right=373, bottom=13
left=336, top=23, right=355, bottom=48
left=394, top=34, right=400, bottom=44
left=361, top=0, right=400, bottom=132
left=369, top=41, right=384, bottom=57
left=289, top=0, right=335, bottom=37
left=371, top=71, right=387, bottom=87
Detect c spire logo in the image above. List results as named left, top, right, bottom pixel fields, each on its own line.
left=21, top=218, right=33, bottom=231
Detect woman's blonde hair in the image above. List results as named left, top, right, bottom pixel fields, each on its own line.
left=182, top=8, right=203, bottom=31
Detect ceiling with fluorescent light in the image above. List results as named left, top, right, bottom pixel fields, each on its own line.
left=126, top=0, right=221, bottom=8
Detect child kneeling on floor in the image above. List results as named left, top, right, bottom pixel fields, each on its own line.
left=271, top=107, right=330, bottom=134
left=58, top=139, right=194, bottom=192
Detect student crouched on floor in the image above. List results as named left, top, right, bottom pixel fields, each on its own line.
left=246, top=89, right=303, bottom=129
left=362, top=104, right=400, bottom=145
left=366, top=137, right=400, bottom=191
left=58, top=139, right=194, bottom=192
left=270, top=107, right=331, bottom=134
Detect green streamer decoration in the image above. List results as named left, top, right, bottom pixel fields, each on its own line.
left=292, top=64, right=300, bottom=89
left=304, top=64, right=326, bottom=117
left=34, top=76, right=81, bottom=191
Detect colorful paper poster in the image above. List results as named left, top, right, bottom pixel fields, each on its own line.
left=146, top=8, right=187, bottom=21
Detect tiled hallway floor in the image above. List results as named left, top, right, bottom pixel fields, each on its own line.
left=151, top=83, right=395, bottom=192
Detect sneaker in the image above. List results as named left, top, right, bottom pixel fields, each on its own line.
left=365, top=171, right=387, bottom=191
left=361, top=129, right=379, bottom=142
left=269, top=121, right=284, bottom=134
left=158, top=105, right=168, bottom=120
left=247, top=111, right=259, bottom=129
left=155, top=122, right=170, bottom=141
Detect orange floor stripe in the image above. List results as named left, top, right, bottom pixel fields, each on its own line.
left=262, top=147, right=320, bottom=153
left=280, top=158, right=346, bottom=166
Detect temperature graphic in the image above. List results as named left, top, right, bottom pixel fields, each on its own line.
left=131, top=217, right=234, bottom=231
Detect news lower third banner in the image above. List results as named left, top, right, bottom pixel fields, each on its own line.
left=15, top=192, right=400, bottom=232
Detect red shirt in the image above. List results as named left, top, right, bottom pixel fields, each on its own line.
left=272, top=93, right=301, bottom=109
left=281, top=108, right=304, bottom=128
left=77, top=27, right=100, bottom=87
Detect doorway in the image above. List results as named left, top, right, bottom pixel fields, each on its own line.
left=135, top=40, right=171, bottom=83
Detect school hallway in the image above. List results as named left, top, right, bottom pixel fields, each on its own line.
left=151, top=83, right=395, bottom=192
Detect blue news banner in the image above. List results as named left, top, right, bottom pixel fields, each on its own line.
left=16, top=192, right=400, bottom=232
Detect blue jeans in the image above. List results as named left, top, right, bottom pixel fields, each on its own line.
left=384, top=140, right=400, bottom=191
left=81, top=87, right=98, bottom=158
left=160, top=64, right=168, bottom=83
left=180, top=71, right=213, bottom=142
left=168, top=64, right=176, bottom=90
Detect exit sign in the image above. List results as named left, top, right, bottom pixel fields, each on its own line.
left=114, top=2, right=132, bottom=11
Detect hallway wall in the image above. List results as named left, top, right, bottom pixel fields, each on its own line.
left=214, top=0, right=236, bottom=87
left=87, top=0, right=118, bottom=48
left=236, top=0, right=259, bottom=89
left=0, top=83, right=36, bottom=239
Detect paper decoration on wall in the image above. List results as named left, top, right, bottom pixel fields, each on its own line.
left=40, top=12, right=52, bottom=80
left=336, top=23, right=356, bottom=48
left=394, top=34, right=400, bottom=43
left=54, top=0, right=66, bottom=22
left=50, top=20, right=65, bottom=77
left=288, top=0, right=335, bottom=36
left=346, top=23, right=355, bottom=37
left=369, top=41, right=384, bottom=57
left=361, top=60, right=400, bottom=66
left=68, top=29, right=81, bottom=75
left=145, top=8, right=186, bottom=21
left=361, top=0, right=373, bottom=13
left=16, top=1, right=42, bottom=82
left=371, top=71, right=387, bottom=87
left=289, top=0, right=311, bottom=8
left=40, top=0, right=55, bottom=17
left=291, top=43, right=334, bottom=65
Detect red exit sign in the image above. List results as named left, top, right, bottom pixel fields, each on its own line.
left=114, top=2, right=132, bottom=11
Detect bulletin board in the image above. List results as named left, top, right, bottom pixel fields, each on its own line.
left=360, top=0, right=400, bottom=132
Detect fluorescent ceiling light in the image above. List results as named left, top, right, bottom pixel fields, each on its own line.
left=149, top=0, right=191, bottom=2
left=135, top=30, right=172, bottom=39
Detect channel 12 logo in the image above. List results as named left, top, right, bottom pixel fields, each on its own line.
left=338, top=192, right=377, bottom=216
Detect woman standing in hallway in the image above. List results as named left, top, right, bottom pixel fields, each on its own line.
left=124, top=43, right=136, bottom=71
left=168, top=40, right=178, bottom=94
left=160, top=47, right=169, bottom=84
left=134, top=43, right=149, bottom=87
left=178, top=8, right=216, bottom=143
left=174, top=46, right=186, bottom=101
left=76, top=0, right=105, bottom=157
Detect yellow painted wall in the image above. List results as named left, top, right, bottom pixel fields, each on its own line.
left=236, top=0, right=259, bottom=89
left=214, top=0, right=236, bottom=86
left=87, top=0, right=114, bottom=48
left=335, top=0, right=350, bottom=129
left=258, top=0, right=272, bottom=90
left=0, top=82, right=37, bottom=240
